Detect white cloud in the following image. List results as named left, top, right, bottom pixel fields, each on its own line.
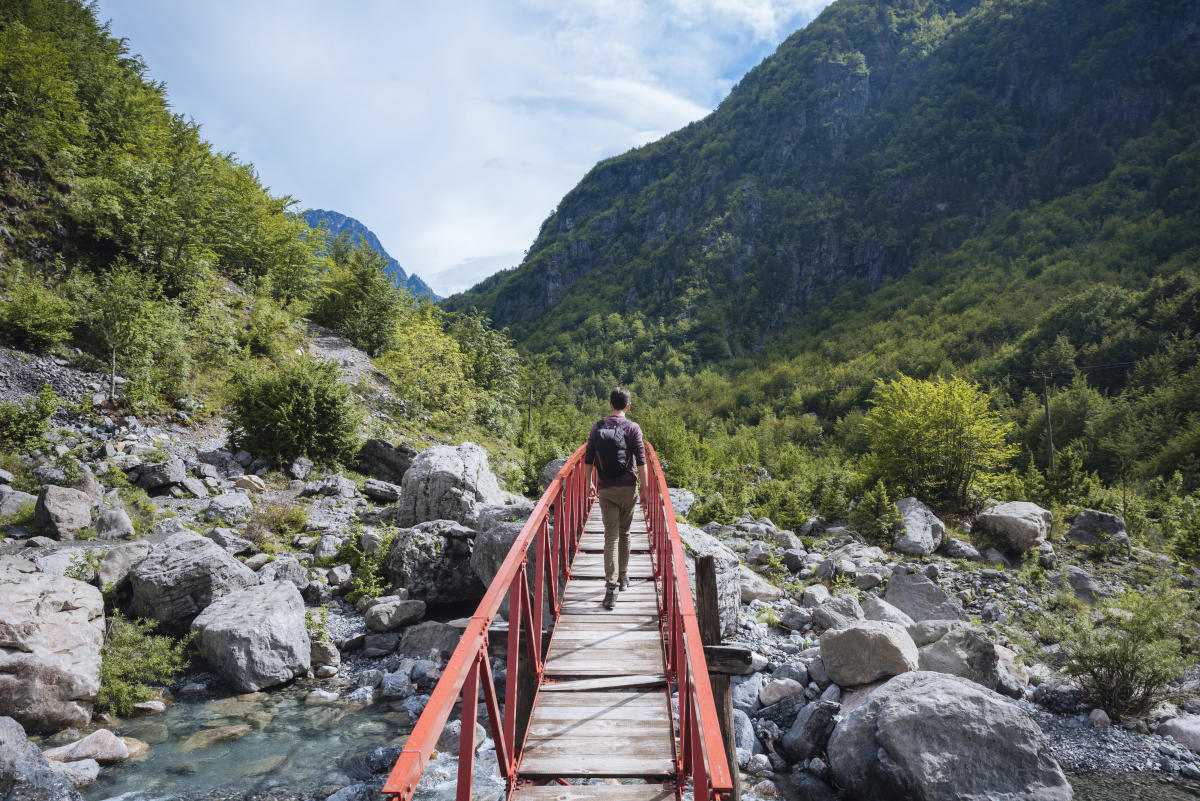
left=94, top=0, right=832, bottom=297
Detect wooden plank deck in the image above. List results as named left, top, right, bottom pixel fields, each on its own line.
left=517, top=505, right=675, bottom=783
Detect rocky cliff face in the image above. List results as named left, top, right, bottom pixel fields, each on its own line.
left=300, top=209, right=439, bottom=300
left=447, top=0, right=1200, bottom=355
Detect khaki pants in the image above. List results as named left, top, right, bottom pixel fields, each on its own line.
left=597, top=485, right=637, bottom=588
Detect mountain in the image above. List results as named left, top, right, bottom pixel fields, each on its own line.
left=446, top=0, right=1199, bottom=363
left=301, top=209, right=439, bottom=300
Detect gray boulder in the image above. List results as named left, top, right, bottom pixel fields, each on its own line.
left=0, top=716, right=84, bottom=801
left=820, top=621, right=919, bottom=687
left=539, top=457, right=568, bottom=490
left=0, top=558, right=104, bottom=733
left=257, top=555, right=309, bottom=591
left=731, top=672, right=765, bottom=716
left=914, top=621, right=1007, bottom=692
left=358, top=439, right=417, bottom=484
left=861, top=595, right=914, bottom=627
left=301, top=476, right=358, bottom=499
left=668, top=488, right=696, bottom=517
left=883, top=571, right=962, bottom=622
left=475, top=502, right=535, bottom=535
left=391, top=443, right=515, bottom=528
left=940, top=537, right=983, bottom=561
left=738, top=564, right=784, bottom=603
left=399, top=621, right=460, bottom=659
left=192, top=581, right=310, bottom=692
left=203, top=492, right=253, bottom=524
left=469, top=521, right=531, bottom=617
left=363, top=479, right=403, bottom=503
left=138, top=458, right=186, bottom=491
left=1052, top=565, right=1105, bottom=605
left=365, top=598, right=427, bottom=632
left=0, top=488, right=37, bottom=519
left=1067, top=509, right=1131, bottom=551
left=384, top=521, right=483, bottom=606
left=287, top=457, right=314, bottom=481
left=96, top=541, right=152, bottom=591
left=677, top=524, right=740, bottom=638
left=93, top=508, right=133, bottom=539
left=827, top=671, right=1072, bottom=801
left=892, top=497, right=944, bottom=556
left=812, top=594, right=864, bottom=631
left=780, top=700, right=840, bottom=763
left=976, top=501, right=1053, bottom=554
left=207, top=528, right=252, bottom=556
left=34, top=486, right=93, bottom=540
left=129, top=532, right=257, bottom=628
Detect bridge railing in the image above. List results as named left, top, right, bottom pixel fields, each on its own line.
left=382, top=445, right=589, bottom=801
left=644, top=443, right=734, bottom=801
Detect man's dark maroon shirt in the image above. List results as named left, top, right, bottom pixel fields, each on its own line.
left=584, top=415, right=646, bottom=489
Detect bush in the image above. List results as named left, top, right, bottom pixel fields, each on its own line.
left=244, top=502, right=309, bottom=551
left=850, top=479, right=901, bottom=543
left=305, top=604, right=331, bottom=642
left=0, top=384, right=59, bottom=452
left=228, top=354, right=361, bottom=465
left=335, top=524, right=397, bottom=604
left=97, top=611, right=192, bottom=716
left=0, top=277, right=76, bottom=349
left=864, top=375, right=1016, bottom=511
left=1047, top=582, right=1194, bottom=719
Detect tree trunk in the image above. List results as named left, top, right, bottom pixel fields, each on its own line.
left=110, top=348, right=117, bottom=403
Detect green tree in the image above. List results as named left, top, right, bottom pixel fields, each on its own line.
left=850, top=478, right=901, bottom=543
left=310, top=234, right=410, bottom=355
left=0, top=272, right=76, bottom=349
left=864, top=375, right=1016, bottom=510
left=377, top=306, right=475, bottom=427
left=98, top=611, right=192, bottom=716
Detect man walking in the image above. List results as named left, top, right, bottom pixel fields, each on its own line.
left=584, top=387, right=648, bottom=610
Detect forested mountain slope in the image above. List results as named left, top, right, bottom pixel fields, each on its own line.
left=448, top=0, right=1199, bottom=363
left=300, top=209, right=437, bottom=300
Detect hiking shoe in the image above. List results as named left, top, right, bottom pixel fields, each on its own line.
left=603, top=588, right=616, bottom=610
left=618, top=573, right=629, bottom=591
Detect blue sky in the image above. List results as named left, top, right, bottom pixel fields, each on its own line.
left=95, top=1, right=832, bottom=296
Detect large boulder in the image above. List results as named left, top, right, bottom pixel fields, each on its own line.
left=0, top=488, right=37, bottom=519
left=827, top=671, right=1072, bottom=801
left=365, top=598, right=426, bottom=632
left=93, top=508, right=133, bottom=540
left=0, top=716, right=83, bottom=801
left=96, top=541, right=152, bottom=591
left=1067, top=509, right=1131, bottom=551
left=0, top=558, right=104, bottom=733
left=138, top=458, right=186, bottom=491
left=976, top=501, right=1053, bottom=554
left=538, top=457, right=568, bottom=491
left=861, top=595, right=915, bottom=627
left=34, top=487, right=93, bottom=540
left=883, top=571, right=962, bottom=622
left=812, top=594, right=865, bottom=631
left=391, top=443, right=516, bottom=528
left=191, top=581, right=310, bottom=692
left=203, top=492, right=253, bottom=524
left=358, top=438, right=418, bottom=485
left=399, top=621, right=461, bottom=659
left=912, top=621, right=1020, bottom=695
left=738, top=564, right=784, bottom=603
left=383, top=521, right=484, bottom=606
left=129, top=532, right=257, bottom=629
left=780, top=700, right=840, bottom=763
left=668, top=488, right=696, bottom=517
left=820, top=621, right=919, bottom=687
left=677, top=524, right=740, bottom=638
left=892, top=497, right=944, bottom=557
left=1158, top=715, right=1200, bottom=753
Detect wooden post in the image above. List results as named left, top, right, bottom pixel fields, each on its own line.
left=696, top=555, right=741, bottom=801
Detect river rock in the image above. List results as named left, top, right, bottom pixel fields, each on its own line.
left=892, top=497, right=944, bottom=556
left=0, top=488, right=37, bottom=518
left=1159, top=715, right=1200, bottom=753
left=93, top=508, right=133, bottom=539
left=358, top=439, right=417, bottom=485
left=130, top=532, right=257, bottom=629
left=45, top=757, right=99, bottom=788
left=365, top=598, right=426, bottom=632
left=678, top=524, right=740, bottom=639
left=0, top=558, right=104, bottom=733
left=191, top=581, right=310, bottom=692
left=760, top=678, right=805, bottom=707
left=383, top=521, right=483, bottom=606
left=302, top=475, right=358, bottom=499
left=1067, top=509, right=1131, bottom=551
left=96, top=541, right=151, bottom=591
left=731, top=672, right=765, bottom=715
left=257, top=555, right=309, bottom=590
left=780, top=700, right=840, bottom=763
left=363, top=479, right=403, bottom=503
left=883, top=571, right=962, bottom=622
left=914, top=621, right=1009, bottom=692
left=34, top=486, right=93, bottom=540
left=0, top=716, right=84, bottom=801
left=391, top=443, right=514, bottom=528
left=203, top=492, right=253, bottom=524
left=975, top=501, right=1053, bottom=554
left=801, top=583, right=830, bottom=607
left=669, top=488, right=696, bottom=517
left=139, top=459, right=186, bottom=491
left=738, top=564, right=784, bottom=603
left=940, top=537, right=983, bottom=561
left=820, top=621, right=918, bottom=687
left=827, top=671, right=1072, bottom=801
left=43, top=729, right=128, bottom=764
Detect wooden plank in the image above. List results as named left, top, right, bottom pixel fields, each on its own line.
left=540, top=674, right=665, bottom=692
left=526, top=717, right=670, bottom=737
left=697, top=553, right=740, bottom=801
left=513, top=784, right=674, bottom=801
left=704, top=644, right=756, bottom=675
left=523, top=736, right=673, bottom=756
left=518, top=754, right=675, bottom=778
left=531, top=690, right=666, bottom=707
left=545, top=657, right=665, bottom=673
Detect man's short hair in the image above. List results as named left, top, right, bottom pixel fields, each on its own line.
left=610, top=387, right=631, bottom=410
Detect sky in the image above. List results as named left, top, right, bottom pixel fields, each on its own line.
left=95, top=1, right=833, bottom=297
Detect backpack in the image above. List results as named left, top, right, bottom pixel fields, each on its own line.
left=594, top=418, right=633, bottom=479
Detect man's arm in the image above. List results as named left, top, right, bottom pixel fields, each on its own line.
left=587, top=463, right=597, bottom=498
left=637, top=463, right=649, bottom=506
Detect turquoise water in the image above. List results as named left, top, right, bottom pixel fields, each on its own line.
left=1066, top=770, right=1200, bottom=800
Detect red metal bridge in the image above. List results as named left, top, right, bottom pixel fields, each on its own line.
left=383, top=442, right=733, bottom=801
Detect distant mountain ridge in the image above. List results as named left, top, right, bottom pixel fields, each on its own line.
left=301, top=209, right=438, bottom=300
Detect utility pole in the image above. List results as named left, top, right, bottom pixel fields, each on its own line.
left=1040, top=372, right=1055, bottom=474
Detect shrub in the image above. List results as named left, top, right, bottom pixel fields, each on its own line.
left=336, top=524, right=397, bottom=604
left=305, top=604, right=331, bottom=642
left=864, top=375, right=1016, bottom=511
left=244, top=502, right=309, bottom=551
left=0, top=277, right=76, bottom=349
left=65, top=549, right=104, bottom=582
left=0, top=384, right=59, bottom=452
left=228, top=354, right=361, bottom=465
left=1046, top=582, right=1194, bottom=719
left=850, top=479, right=901, bottom=543
left=97, top=611, right=192, bottom=716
